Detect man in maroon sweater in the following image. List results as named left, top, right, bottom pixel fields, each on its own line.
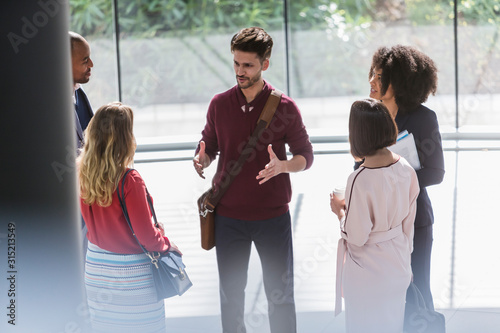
left=194, top=27, right=313, bottom=333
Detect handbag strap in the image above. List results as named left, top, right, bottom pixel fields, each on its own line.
left=408, top=282, right=428, bottom=308
left=206, top=89, right=282, bottom=208
left=116, top=168, right=158, bottom=258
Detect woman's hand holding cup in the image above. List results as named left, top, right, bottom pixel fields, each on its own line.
left=330, top=186, right=346, bottom=221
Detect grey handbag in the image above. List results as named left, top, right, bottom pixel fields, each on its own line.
left=117, top=169, right=192, bottom=301
left=404, top=282, right=446, bottom=333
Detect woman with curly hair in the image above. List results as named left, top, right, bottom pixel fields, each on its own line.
left=367, top=45, right=445, bottom=310
left=78, top=102, right=180, bottom=332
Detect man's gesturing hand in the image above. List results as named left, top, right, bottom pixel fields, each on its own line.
left=256, top=144, right=286, bottom=185
left=193, top=141, right=210, bottom=179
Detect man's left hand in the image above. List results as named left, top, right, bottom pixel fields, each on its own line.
left=256, top=144, right=286, bottom=185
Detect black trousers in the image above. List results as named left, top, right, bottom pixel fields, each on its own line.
left=408, top=224, right=434, bottom=310
left=215, top=212, right=296, bottom=333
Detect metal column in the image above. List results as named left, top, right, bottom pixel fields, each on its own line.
left=1, top=1, right=89, bottom=331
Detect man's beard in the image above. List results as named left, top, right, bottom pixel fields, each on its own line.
left=236, top=73, right=261, bottom=89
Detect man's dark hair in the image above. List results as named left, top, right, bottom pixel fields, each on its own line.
left=369, top=45, right=438, bottom=113
left=230, top=27, right=273, bottom=62
left=349, top=98, right=398, bottom=159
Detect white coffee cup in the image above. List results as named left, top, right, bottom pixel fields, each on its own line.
left=332, top=186, right=345, bottom=200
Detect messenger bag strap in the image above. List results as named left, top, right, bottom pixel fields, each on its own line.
left=117, top=168, right=159, bottom=256
left=207, top=89, right=283, bottom=207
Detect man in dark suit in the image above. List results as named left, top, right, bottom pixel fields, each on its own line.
left=70, top=32, right=94, bottom=259
left=70, top=31, right=94, bottom=150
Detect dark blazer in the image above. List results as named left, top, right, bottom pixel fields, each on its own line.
left=74, top=87, right=93, bottom=150
left=395, top=104, right=445, bottom=228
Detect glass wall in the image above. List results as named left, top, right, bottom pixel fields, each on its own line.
left=458, top=0, right=500, bottom=130
left=68, top=0, right=500, bottom=317
left=288, top=0, right=457, bottom=134
left=69, top=0, right=500, bottom=138
left=69, top=0, right=119, bottom=110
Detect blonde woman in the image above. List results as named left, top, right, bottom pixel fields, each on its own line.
left=78, top=102, right=179, bottom=332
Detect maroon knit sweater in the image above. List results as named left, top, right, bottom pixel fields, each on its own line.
left=197, top=81, right=313, bottom=221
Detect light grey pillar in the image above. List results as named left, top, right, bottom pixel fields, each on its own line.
left=0, top=1, right=89, bottom=332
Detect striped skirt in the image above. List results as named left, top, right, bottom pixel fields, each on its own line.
left=85, top=241, right=166, bottom=332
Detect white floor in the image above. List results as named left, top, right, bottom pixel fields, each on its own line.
left=134, top=150, right=500, bottom=333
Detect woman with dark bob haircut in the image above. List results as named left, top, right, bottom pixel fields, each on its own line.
left=348, top=99, right=398, bottom=159
left=367, top=45, right=445, bottom=310
left=331, top=98, right=419, bottom=332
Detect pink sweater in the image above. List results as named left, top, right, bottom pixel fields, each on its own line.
left=197, top=81, right=313, bottom=220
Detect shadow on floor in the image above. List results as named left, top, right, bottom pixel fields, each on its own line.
left=166, top=308, right=500, bottom=333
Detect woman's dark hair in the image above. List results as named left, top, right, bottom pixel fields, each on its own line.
left=369, top=45, right=438, bottom=113
left=231, top=27, right=273, bottom=62
left=349, top=98, right=398, bottom=159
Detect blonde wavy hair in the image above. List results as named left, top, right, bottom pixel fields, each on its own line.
left=78, top=102, right=136, bottom=207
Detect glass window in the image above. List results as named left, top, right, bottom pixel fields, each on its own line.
left=288, top=0, right=456, bottom=135
left=457, top=0, right=500, bottom=130
left=70, top=0, right=500, bottom=136
left=113, top=0, right=286, bottom=138
left=69, top=0, right=119, bottom=109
